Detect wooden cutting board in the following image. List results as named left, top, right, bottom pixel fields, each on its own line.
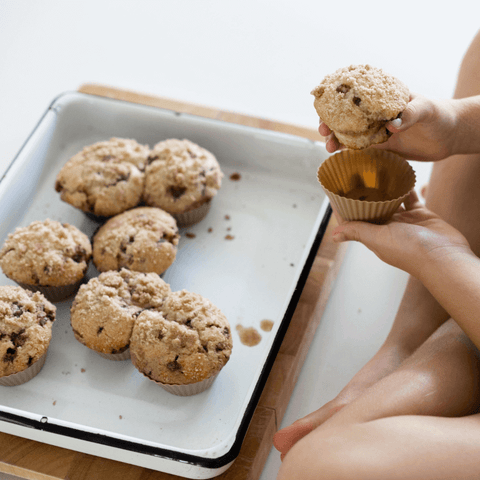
left=0, top=85, right=346, bottom=480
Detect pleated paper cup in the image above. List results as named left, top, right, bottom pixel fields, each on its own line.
left=153, top=372, right=219, bottom=396
left=0, top=352, right=47, bottom=387
left=317, top=149, right=416, bottom=224
left=95, top=348, right=131, bottom=361
left=173, top=200, right=211, bottom=228
left=16, top=278, right=84, bottom=303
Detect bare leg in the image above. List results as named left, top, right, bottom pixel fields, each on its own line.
left=278, top=319, right=480, bottom=480
left=273, top=29, right=480, bottom=457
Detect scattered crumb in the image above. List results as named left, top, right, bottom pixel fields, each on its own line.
left=208, top=227, right=213, bottom=233
left=53, top=401, right=57, bottom=406
left=358, top=308, right=362, bottom=314
left=225, top=235, right=234, bottom=240
left=293, top=204, right=297, bottom=208
left=119, top=415, right=123, bottom=420
left=229, top=173, right=241, bottom=181
left=290, top=263, right=294, bottom=267
left=81, top=368, right=86, bottom=373
left=260, top=320, right=274, bottom=332
left=227, top=227, right=231, bottom=231
left=224, top=215, right=230, bottom=220
left=185, top=232, right=196, bottom=239
left=236, top=325, right=261, bottom=346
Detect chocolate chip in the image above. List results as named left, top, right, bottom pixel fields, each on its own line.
left=147, top=155, right=159, bottom=165
left=187, top=150, right=197, bottom=159
left=185, top=232, right=196, bottom=239
left=168, top=185, right=187, bottom=199
left=216, top=342, right=225, bottom=352
left=71, top=246, right=87, bottom=263
left=54, top=180, right=63, bottom=192
left=167, top=356, right=181, bottom=371
left=353, top=96, right=361, bottom=106
left=27, top=356, right=34, bottom=366
left=102, top=155, right=115, bottom=162
left=4, top=348, right=16, bottom=363
left=97, top=327, right=104, bottom=335
left=11, top=302, right=23, bottom=317
left=229, top=173, right=241, bottom=181
left=44, top=265, right=52, bottom=275
left=223, top=327, right=230, bottom=338
left=336, top=84, right=351, bottom=94
left=185, top=319, right=192, bottom=328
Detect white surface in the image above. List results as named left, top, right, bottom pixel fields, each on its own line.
left=0, top=92, right=329, bottom=478
left=0, top=1, right=479, bottom=479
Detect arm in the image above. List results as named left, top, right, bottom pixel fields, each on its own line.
left=320, top=94, right=480, bottom=161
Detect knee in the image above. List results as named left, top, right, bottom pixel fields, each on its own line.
left=277, top=424, right=377, bottom=480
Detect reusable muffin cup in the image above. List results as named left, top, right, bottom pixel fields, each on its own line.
left=317, top=149, right=416, bottom=224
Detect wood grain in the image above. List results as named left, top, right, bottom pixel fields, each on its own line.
left=0, top=85, right=345, bottom=480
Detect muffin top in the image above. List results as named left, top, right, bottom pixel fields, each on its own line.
left=55, top=138, right=149, bottom=217
left=143, top=139, right=223, bottom=214
left=93, top=207, right=180, bottom=275
left=0, top=219, right=92, bottom=287
left=311, top=65, right=409, bottom=149
left=0, top=286, right=56, bottom=377
left=70, top=268, right=171, bottom=355
left=130, top=289, right=232, bottom=385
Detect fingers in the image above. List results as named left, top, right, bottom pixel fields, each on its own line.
left=387, top=94, right=432, bottom=133
left=403, top=189, right=422, bottom=211
left=318, top=121, right=332, bottom=137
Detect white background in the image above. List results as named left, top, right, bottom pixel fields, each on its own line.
left=1, top=1, right=479, bottom=479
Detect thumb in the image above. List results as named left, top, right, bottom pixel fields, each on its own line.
left=387, top=94, right=431, bottom=133
left=332, top=220, right=381, bottom=245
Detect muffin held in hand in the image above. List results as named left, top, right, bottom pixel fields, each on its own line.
left=92, top=207, right=180, bottom=275
left=70, top=269, right=171, bottom=360
left=0, top=219, right=92, bottom=302
left=0, top=286, right=56, bottom=386
left=143, top=139, right=223, bottom=227
left=55, top=138, right=149, bottom=217
left=311, top=64, right=409, bottom=150
left=130, top=289, right=233, bottom=396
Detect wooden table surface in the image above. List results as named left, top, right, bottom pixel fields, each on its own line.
left=0, top=85, right=346, bottom=480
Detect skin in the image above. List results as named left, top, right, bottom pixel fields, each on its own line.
left=275, top=29, right=480, bottom=480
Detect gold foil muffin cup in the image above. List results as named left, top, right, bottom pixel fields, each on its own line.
left=173, top=200, right=211, bottom=228
left=152, top=372, right=219, bottom=397
left=317, top=149, right=416, bottom=224
left=0, top=352, right=47, bottom=386
left=96, top=349, right=131, bottom=361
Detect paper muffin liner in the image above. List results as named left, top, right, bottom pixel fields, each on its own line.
left=173, top=200, right=211, bottom=228
left=151, top=372, right=220, bottom=397
left=0, top=352, right=47, bottom=387
left=16, top=277, right=85, bottom=303
left=317, top=149, right=416, bottom=224
left=95, top=348, right=131, bottom=361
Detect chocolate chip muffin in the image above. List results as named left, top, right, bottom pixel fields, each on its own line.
left=143, top=139, right=223, bottom=227
left=0, top=286, right=56, bottom=386
left=0, top=219, right=92, bottom=302
left=92, top=207, right=180, bottom=275
left=55, top=138, right=149, bottom=217
left=130, top=289, right=233, bottom=396
left=311, top=65, right=409, bottom=149
left=70, top=268, right=171, bottom=360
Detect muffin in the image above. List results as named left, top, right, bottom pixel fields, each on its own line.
left=70, top=268, right=171, bottom=360
left=92, top=207, right=180, bottom=275
left=55, top=138, right=149, bottom=217
left=0, top=286, right=56, bottom=386
left=130, top=289, right=233, bottom=396
left=311, top=65, right=410, bottom=149
left=143, top=139, right=223, bottom=227
left=0, top=219, right=92, bottom=302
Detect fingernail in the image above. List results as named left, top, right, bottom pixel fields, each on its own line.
left=390, top=118, right=402, bottom=128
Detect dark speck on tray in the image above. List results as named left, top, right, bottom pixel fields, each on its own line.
left=225, top=235, right=234, bottom=240
left=229, top=173, right=241, bottom=181
left=185, top=232, right=196, bottom=239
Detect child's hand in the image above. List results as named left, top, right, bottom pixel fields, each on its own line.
left=332, top=190, right=471, bottom=279
left=319, top=94, right=457, bottom=161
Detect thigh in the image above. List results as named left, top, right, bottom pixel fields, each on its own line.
left=279, top=413, right=480, bottom=480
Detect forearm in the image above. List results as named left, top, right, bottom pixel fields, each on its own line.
left=419, top=248, right=480, bottom=349
left=451, top=95, right=480, bottom=156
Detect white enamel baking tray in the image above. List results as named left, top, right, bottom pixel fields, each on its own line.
left=0, top=92, right=331, bottom=478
